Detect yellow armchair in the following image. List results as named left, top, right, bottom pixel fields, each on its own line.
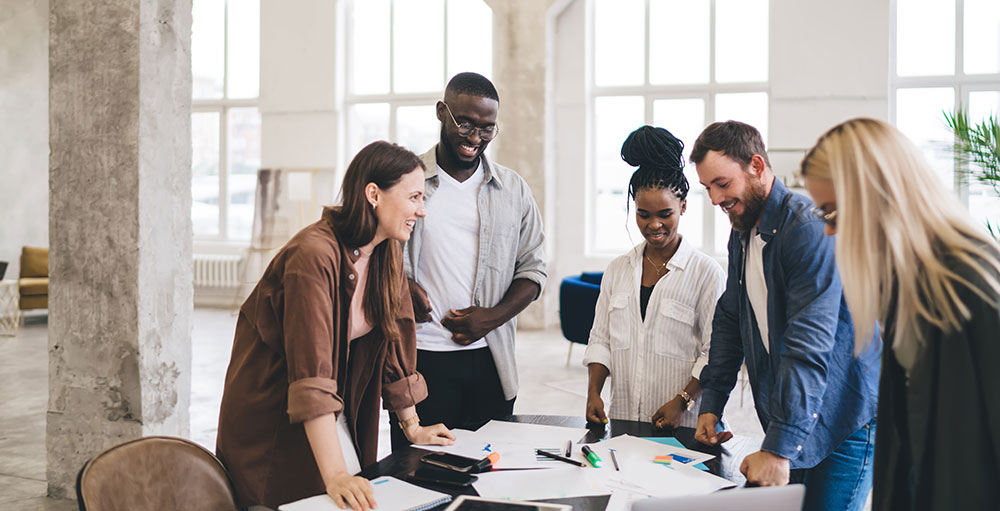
left=19, top=246, right=48, bottom=311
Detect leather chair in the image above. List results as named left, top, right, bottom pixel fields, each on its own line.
left=558, top=271, right=604, bottom=365
left=18, top=246, right=48, bottom=310
left=76, top=436, right=238, bottom=511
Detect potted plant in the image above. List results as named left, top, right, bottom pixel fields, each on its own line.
left=945, top=109, right=1000, bottom=239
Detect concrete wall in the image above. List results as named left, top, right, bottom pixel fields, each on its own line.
left=768, top=0, right=890, bottom=179
left=0, top=0, right=49, bottom=280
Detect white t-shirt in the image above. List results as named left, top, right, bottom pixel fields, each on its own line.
left=746, top=227, right=770, bottom=353
left=415, top=161, right=487, bottom=351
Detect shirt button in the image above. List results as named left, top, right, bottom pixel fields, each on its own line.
left=812, top=413, right=818, bottom=419
left=348, top=274, right=355, bottom=280
left=353, top=249, right=359, bottom=256
left=796, top=445, right=802, bottom=451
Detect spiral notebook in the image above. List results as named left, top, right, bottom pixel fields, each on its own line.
left=279, top=476, right=453, bottom=511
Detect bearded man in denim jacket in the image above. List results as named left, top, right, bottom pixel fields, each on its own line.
left=691, top=121, right=880, bottom=511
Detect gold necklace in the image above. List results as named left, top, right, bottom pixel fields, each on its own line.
left=645, top=253, right=669, bottom=276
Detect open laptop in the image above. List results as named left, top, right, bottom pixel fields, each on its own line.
left=631, top=485, right=806, bottom=511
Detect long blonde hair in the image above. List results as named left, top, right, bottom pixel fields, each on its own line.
left=801, top=118, right=1000, bottom=367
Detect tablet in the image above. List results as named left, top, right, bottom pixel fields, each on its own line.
left=442, top=496, right=572, bottom=511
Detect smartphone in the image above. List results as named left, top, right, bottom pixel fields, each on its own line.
left=407, top=466, right=479, bottom=487
left=419, top=452, right=482, bottom=473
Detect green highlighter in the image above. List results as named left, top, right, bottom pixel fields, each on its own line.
left=580, top=445, right=603, bottom=468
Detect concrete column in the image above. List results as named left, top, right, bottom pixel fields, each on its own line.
left=487, top=0, right=561, bottom=328
left=47, top=0, right=192, bottom=499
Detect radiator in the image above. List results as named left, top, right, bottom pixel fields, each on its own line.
left=193, top=254, right=244, bottom=288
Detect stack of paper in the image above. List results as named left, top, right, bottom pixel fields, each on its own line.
left=412, top=422, right=735, bottom=504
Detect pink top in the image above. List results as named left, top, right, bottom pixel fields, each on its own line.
left=348, top=248, right=374, bottom=341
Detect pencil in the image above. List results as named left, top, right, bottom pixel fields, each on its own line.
left=535, top=448, right=586, bottom=467
left=609, top=448, right=620, bottom=471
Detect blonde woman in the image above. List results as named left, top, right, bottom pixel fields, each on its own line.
left=801, top=117, right=1000, bottom=511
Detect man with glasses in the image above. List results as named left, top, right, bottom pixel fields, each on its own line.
left=690, top=121, right=880, bottom=511
left=391, top=72, right=546, bottom=450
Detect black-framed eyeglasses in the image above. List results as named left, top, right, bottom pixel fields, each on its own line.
left=810, top=207, right=837, bottom=228
left=443, top=102, right=499, bottom=141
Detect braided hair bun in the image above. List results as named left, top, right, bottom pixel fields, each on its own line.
left=620, top=125, right=689, bottom=200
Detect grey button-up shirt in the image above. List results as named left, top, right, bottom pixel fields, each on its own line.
left=403, top=146, right=547, bottom=399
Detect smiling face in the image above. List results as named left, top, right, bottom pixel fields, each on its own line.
left=436, top=93, right=499, bottom=171
left=372, top=167, right=427, bottom=243
left=805, top=175, right=838, bottom=236
left=635, top=187, right=686, bottom=251
left=695, top=150, right=768, bottom=232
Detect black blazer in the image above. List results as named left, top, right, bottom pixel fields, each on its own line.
left=872, top=250, right=1000, bottom=510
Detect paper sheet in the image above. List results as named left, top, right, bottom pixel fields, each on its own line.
left=474, top=420, right=589, bottom=447
left=595, top=435, right=715, bottom=466
left=603, top=489, right=649, bottom=511
left=583, top=435, right=733, bottom=498
left=413, top=422, right=589, bottom=469
left=472, top=467, right=611, bottom=500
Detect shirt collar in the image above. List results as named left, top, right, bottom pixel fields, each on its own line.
left=628, top=236, right=692, bottom=272
left=757, top=177, right=788, bottom=242
left=422, top=144, right=500, bottom=188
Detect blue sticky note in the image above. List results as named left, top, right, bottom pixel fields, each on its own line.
left=640, top=437, right=710, bottom=471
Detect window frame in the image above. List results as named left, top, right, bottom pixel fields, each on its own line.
left=889, top=0, right=1000, bottom=202
left=341, top=0, right=493, bottom=172
left=587, top=0, right=768, bottom=258
left=191, top=0, right=260, bottom=243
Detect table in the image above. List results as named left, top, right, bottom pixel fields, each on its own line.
left=359, top=415, right=731, bottom=511
left=0, top=280, right=20, bottom=337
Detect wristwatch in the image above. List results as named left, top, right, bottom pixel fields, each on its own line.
left=677, top=391, right=695, bottom=411
left=398, top=415, right=420, bottom=431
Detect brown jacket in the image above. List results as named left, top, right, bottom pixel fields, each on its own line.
left=216, top=208, right=428, bottom=509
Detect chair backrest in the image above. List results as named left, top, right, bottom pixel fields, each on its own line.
left=77, top=436, right=238, bottom=511
left=20, top=246, right=48, bottom=278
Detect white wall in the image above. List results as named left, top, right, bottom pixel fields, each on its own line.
left=768, top=0, right=890, bottom=179
left=0, top=0, right=49, bottom=279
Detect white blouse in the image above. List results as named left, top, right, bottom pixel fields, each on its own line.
left=582, top=237, right=725, bottom=426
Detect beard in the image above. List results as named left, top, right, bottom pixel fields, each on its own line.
left=729, top=176, right=767, bottom=232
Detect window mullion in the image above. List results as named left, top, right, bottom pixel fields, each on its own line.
left=219, top=108, right=229, bottom=241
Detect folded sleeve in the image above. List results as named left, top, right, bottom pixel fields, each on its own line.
left=692, top=260, right=726, bottom=380
left=288, top=378, right=344, bottom=423
left=281, top=246, right=344, bottom=424
left=382, top=259, right=429, bottom=410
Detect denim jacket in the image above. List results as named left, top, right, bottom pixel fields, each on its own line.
left=699, top=178, right=881, bottom=469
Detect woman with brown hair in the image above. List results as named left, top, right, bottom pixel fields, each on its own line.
left=216, top=141, right=455, bottom=511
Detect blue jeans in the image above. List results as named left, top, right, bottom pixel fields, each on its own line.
left=791, top=419, right=876, bottom=511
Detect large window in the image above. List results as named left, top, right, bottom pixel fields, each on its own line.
left=192, top=0, right=261, bottom=242
left=891, top=0, right=1000, bottom=230
left=344, top=0, right=493, bottom=163
left=589, top=0, right=768, bottom=256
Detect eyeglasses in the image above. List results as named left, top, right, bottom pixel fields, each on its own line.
left=810, top=207, right=838, bottom=228
left=443, top=102, right=499, bottom=141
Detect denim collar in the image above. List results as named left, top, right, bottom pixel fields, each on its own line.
left=754, top=177, right=789, bottom=243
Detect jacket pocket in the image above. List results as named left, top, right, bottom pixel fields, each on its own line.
left=654, top=299, right=697, bottom=360
left=608, top=293, right=632, bottom=351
